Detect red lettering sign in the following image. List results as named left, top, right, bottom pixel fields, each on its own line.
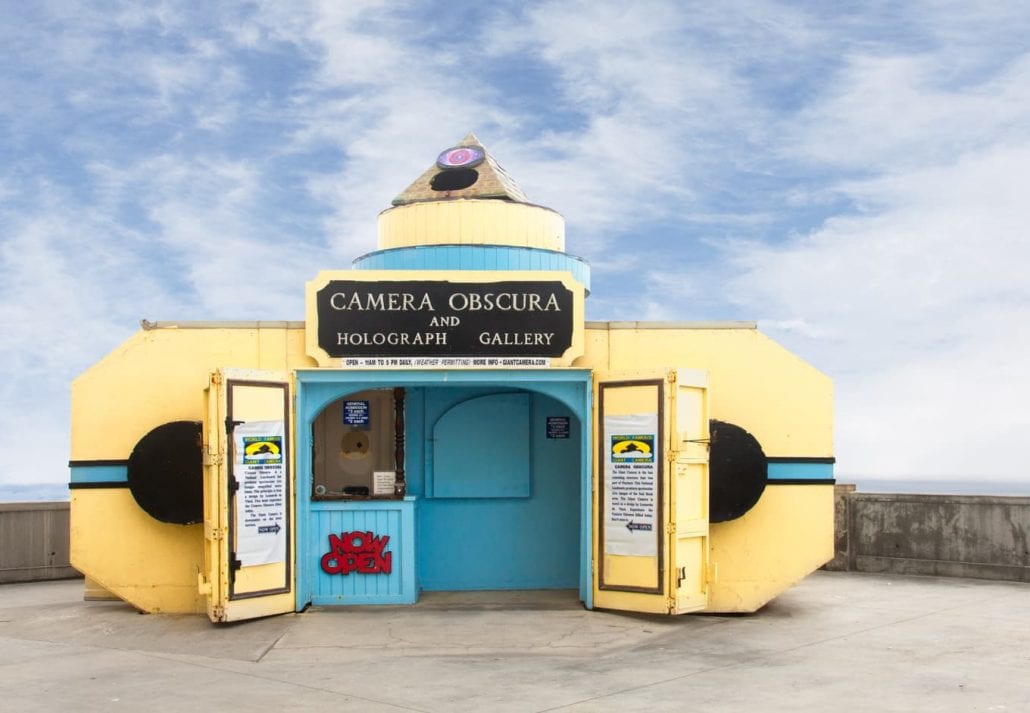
left=320, top=531, right=392, bottom=575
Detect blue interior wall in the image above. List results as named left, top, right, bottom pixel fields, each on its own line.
left=294, top=369, right=592, bottom=608
left=415, top=387, right=581, bottom=590
left=432, top=392, right=531, bottom=498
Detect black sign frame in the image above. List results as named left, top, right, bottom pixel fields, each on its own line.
left=315, top=279, right=576, bottom=359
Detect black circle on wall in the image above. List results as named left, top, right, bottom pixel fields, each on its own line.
left=709, top=419, right=767, bottom=523
left=430, top=168, right=479, bottom=191
left=127, top=421, right=203, bottom=525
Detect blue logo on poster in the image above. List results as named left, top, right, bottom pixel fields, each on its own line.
left=611, top=434, right=654, bottom=462
left=343, top=400, right=370, bottom=426
left=243, top=436, right=283, bottom=465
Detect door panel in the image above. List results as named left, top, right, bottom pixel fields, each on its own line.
left=201, top=368, right=295, bottom=623
left=670, top=370, right=710, bottom=614
left=592, top=369, right=709, bottom=615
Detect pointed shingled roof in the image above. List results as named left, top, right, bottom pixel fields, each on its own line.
left=392, top=132, right=529, bottom=206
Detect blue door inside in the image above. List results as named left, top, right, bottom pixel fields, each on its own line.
left=412, top=387, right=581, bottom=590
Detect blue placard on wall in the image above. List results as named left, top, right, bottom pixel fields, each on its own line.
left=546, top=416, right=570, bottom=439
left=343, top=400, right=370, bottom=426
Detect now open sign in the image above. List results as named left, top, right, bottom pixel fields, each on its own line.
left=319, top=531, right=392, bottom=575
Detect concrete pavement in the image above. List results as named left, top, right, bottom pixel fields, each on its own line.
left=1, top=572, right=1028, bottom=712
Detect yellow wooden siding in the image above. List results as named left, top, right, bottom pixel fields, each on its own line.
left=378, top=200, right=565, bottom=251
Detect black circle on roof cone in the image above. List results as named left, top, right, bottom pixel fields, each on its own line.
left=430, top=168, right=479, bottom=191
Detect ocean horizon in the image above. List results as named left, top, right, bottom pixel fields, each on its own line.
left=2, top=478, right=1028, bottom=503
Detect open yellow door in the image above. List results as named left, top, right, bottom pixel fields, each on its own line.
left=201, top=368, right=295, bottom=623
left=592, top=369, right=710, bottom=615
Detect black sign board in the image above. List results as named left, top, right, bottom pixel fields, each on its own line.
left=316, top=279, right=575, bottom=358
left=546, top=416, right=570, bottom=439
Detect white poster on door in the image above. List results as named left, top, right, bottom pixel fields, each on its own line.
left=603, top=412, right=659, bottom=557
left=233, top=420, right=287, bottom=567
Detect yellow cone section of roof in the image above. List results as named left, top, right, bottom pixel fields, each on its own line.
left=378, top=133, right=565, bottom=252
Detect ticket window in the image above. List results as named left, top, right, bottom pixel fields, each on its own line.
left=311, top=389, right=397, bottom=499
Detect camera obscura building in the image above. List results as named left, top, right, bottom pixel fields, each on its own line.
left=69, top=135, right=835, bottom=622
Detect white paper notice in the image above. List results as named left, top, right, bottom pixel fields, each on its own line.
left=233, top=420, right=287, bottom=567
left=373, top=470, right=396, bottom=496
left=603, top=412, right=659, bottom=557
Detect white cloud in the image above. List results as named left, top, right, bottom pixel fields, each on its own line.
left=235, top=3, right=527, bottom=260
left=723, top=134, right=1030, bottom=480
left=573, top=4, right=1030, bottom=480
left=785, top=53, right=1030, bottom=171
left=3, top=0, right=1030, bottom=490
left=0, top=185, right=157, bottom=487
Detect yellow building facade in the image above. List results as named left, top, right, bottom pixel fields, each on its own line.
left=70, top=135, right=833, bottom=622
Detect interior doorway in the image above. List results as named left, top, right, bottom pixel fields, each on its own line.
left=415, top=387, right=581, bottom=590
left=294, top=369, right=593, bottom=609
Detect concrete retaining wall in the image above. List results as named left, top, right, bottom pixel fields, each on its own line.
left=0, top=502, right=80, bottom=584
left=4, top=492, right=1029, bottom=584
left=826, top=487, right=1030, bottom=583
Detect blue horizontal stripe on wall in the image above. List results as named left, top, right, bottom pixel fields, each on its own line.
left=70, top=465, right=129, bottom=484
left=352, top=245, right=592, bottom=294
left=767, top=461, right=834, bottom=481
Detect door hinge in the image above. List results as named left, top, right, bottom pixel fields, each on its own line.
left=665, top=522, right=675, bottom=534
left=666, top=371, right=677, bottom=384
left=210, top=372, right=223, bottom=386
left=202, top=450, right=223, bottom=467
left=212, top=604, right=226, bottom=622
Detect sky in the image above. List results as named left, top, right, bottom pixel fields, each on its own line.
left=2, top=1, right=1029, bottom=489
